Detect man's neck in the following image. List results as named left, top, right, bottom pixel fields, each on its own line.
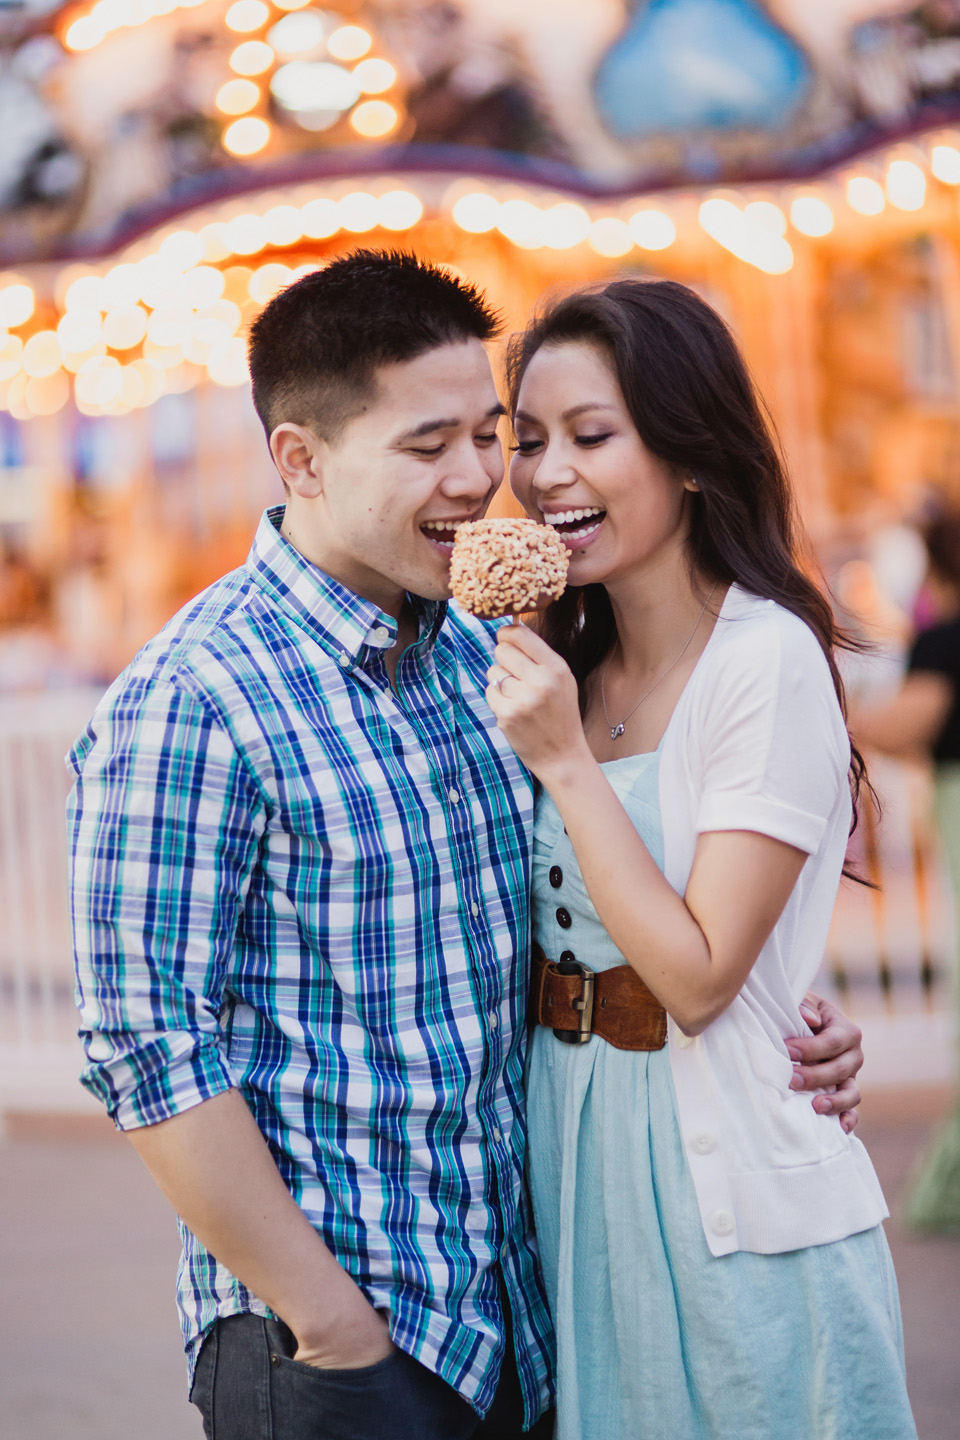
left=384, top=602, right=420, bottom=690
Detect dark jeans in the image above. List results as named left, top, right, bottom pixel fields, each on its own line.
left=190, top=1313, right=555, bottom=1440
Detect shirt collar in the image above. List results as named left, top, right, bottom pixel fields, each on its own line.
left=245, top=507, right=447, bottom=671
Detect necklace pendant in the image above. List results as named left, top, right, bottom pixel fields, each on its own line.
left=611, top=722, right=626, bottom=740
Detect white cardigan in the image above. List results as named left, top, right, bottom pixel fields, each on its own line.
left=659, top=586, right=887, bottom=1256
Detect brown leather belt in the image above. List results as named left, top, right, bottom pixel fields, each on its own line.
left=530, top=943, right=667, bottom=1050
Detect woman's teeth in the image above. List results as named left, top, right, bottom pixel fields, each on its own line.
left=543, top=507, right=605, bottom=538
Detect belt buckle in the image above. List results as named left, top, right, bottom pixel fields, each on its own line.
left=553, top=958, right=596, bottom=1045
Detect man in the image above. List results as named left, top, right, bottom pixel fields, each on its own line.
left=68, top=251, right=863, bottom=1440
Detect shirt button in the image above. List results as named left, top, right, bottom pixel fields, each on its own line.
left=559, top=950, right=576, bottom=965
left=448, top=787, right=461, bottom=804
left=556, top=907, right=572, bottom=929
left=689, top=1131, right=716, bottom=1156
left=369, top=625, right=391, bottom=645
left=549, top=865, right=563, bottom=889
left=674, top=1032, right=695, bottom=1049
left=711, top=1210, right=735, bottom=1237
left=489, top=1012, right=499, bottom=1029
left=471, top=902, right=480, bottom=917
left=492, top=1127, right=502, bottom=1142
left=337, top=651, right=350, bottom=668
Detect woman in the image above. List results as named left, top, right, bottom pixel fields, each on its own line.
left=485, top=279, right=917, bottom=1439
left=855, top=511, right=960, bottom=1235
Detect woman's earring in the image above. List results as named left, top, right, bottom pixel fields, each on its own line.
left=684, top=476, right=700, bottom=492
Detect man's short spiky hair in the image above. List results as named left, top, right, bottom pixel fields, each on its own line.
left=247, top=249, right=501, bottom=442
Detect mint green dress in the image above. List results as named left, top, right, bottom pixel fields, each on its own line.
left=525, top=748, right=917, bottom=1440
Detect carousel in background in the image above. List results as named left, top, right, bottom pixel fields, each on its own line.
left=0, top=0, right=959, bottom=677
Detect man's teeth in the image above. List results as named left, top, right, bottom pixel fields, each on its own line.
left=543, top=508, right=604, bottom=527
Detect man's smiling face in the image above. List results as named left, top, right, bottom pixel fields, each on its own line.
left=280, top=339, right=505, bottom=615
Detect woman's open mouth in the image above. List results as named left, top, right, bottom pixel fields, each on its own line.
left=542, top=507, right=606, bottom=550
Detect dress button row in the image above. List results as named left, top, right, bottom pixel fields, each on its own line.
left=556, top=907, right=572, bottom=929
left=549, top=865, right=563, bottom=889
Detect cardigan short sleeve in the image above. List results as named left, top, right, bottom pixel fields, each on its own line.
left=695, top=610, right=850, bottom=855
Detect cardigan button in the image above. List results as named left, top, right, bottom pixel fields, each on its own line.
left=555, top=907, right=572, bottom=929
left=559, top=950, right=576, bottom=965
left=549, top=865, right=563, bottom=889
left=710, top=1210, right=735, bottom=1237
left=689, top=1131, right=716, bottom=1156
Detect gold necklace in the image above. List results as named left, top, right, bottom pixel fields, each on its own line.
left=600, top=583, right=718, bottom=741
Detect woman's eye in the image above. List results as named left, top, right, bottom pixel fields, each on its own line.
left=509, top=439, right=542, bottom=454
left=475, top=431, right=499, bottom=446
left=575, top=432, right=613, bottom=447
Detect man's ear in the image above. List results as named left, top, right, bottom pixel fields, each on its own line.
left=269, top=423, right=326, bottom=498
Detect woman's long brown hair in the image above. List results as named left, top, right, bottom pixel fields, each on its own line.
left=506, top=277, right=872, bottom=853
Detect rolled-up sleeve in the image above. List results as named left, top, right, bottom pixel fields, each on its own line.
left=67, top=672, right=266, bottom=1130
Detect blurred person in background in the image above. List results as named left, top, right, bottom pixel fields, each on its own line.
left=854, top=510, right=960, bottom=1234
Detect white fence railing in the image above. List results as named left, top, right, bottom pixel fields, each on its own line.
left=0, top=691, right=955, bottom=1113
left=0, top=688, right=104, bottom=1113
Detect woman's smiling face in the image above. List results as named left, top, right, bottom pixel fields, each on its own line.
left=509, top=340, right=691, bottom=589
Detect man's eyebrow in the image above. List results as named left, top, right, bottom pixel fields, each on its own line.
left=395, top=404, right=505, bottom=444
left=514, top=402, right=616, bottom=425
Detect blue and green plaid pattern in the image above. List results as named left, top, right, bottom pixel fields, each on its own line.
left=67, top=508, right=553, bottom=1421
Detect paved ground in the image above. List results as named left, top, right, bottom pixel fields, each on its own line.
left=1, top=1090, right=957, bottom=1440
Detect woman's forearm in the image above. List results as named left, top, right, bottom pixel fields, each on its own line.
left=540, top=750, right=806, bottom=1034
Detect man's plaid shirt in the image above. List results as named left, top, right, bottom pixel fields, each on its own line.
left=67, top=507, right=554, bottom=1422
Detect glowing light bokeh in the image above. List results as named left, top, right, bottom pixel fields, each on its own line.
left=223, top=117, right=271, bottom=156
left=541, top=202, right=591, bottom=249
left=353, top=59, right=396, bottom=95
left=699, top=197, right=794, bottom=273
left=216, top=79, right=261, bottom=116
left=589, top=217, right=633, bottom=257
left=789, top=195, right=834, bottom=237
left=327, top=25, right=372, bottom=61
left=378, top=190, right=423, bottom=230
left=451, top=192, right=499, bottom=234
left=846, top=176, right=885, bottom=215
left=349, top=101, right=398, bottom=137
left=628, top=208, right=676, bottom=250
left=337, top=191, right=380, bottom=232
left=271, top=60, right=359, bottom=112
left=0, top=283, right=35, bottom=329
left=268, top=11, right=327, bottom=57
left=225, top=0, right=270, bottom=33
left=743, top=200, right=787, bottom=235
left=932, top=144, right=960, bottom=184
left=229, top=41, right=275, bottom=77
left=886, top=160, right=926, bottom=211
